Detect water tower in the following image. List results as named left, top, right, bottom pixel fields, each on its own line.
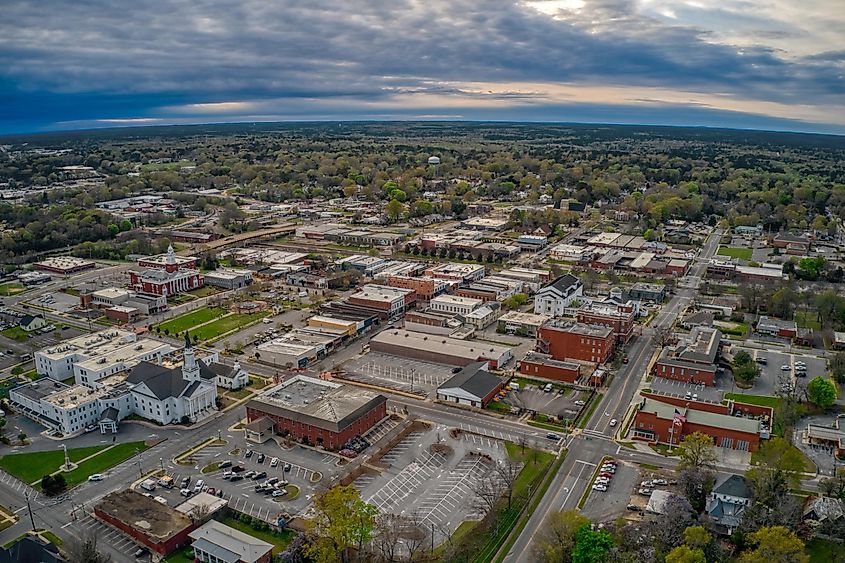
left=427, top=156, right=440, bottom=166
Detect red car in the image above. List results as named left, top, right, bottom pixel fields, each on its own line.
left=599, top=472, right=614, bottom=478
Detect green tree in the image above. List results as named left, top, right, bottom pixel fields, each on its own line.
left=119, top=219, right=133, bottom=232
left=739, top=526, right=808, bottom=563
left=678, top=432, right=717, bottom=469
left=747, top=437, right=806, bottom=503
left=385, top=199, right=405, bottom=223
left=683, top=526, right=711, bottom=550
left=572, top=524, right=613, bottom=563
left=536, top=510, right=590, bottom=563
left=733, top=350, right=760, bottom=386
left=305, top=485, right=377, bottom=563
left=666, top=545, right=706, bottom=563
left=502, top=293, right=529, bottom=310
left=17, top=432, right=26, bottom=444
left=107, top=223, right=119, bottom=236
left=807, top=376, right=836, bottom=408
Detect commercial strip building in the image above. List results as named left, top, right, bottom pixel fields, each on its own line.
left=369, top=329, right=513, bottom=368
left=436, top=362, right=505, bottom=408
left=756, top=315, right=798, bottom=338
left=245, top=375, right=387, bottom=449
left=387, top=275, right=447, bottom=301
left=803, top=421, right=845, bottom=457
left=537, top=320, right=615, bottom=364
left=424, top=263, right=486, bottom=284
left=429, top=294, right=483, bottom=316
left=203, top=268, right=254, bottom=290
left=347, top=285, right=416, bottom=319
left=652, top=326, right=722, bottom=386
left=631, top=394, right=771, bottom=452
left=34, top=256, right=96, bottom=274
left=496, top=311, right=550, bottom=337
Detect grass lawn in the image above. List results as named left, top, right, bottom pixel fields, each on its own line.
left=717, top=246, right=753, bottom=260
left=485, top=401, right=511, bottom=414
left=724, top=393, right=781, bottom=408
left=21, top=369, right=38, bottom=380
left=167, top=294, right=196, bottom=305
left=164, top=547, right=197, bottom=563
left=193, top=311, right=270, bottom=342
left=806, top=538, right=845, bottom=563
left=201, top=462, right=219, bottom=474
left=188, top=286, right=222, bottom=298
left=0, top=326, right=29, bottom=342
left=156, top=306, right=225, bottom=335
left=226, top=388, right=252, bottom=400
left=249, top=376, right=269, bottom=389
left=61, top=441, right=150, bottom=488
left=220, top=516, right=293, bottom=554
left=0, top=283, right=25, bottom=296
left=751, top=441, right=815, bottom=473
left=40, top=531, right=62, bottom=546
left=795, top=310, right=822, bottom=330
left=0, top=445, right=108, bottom=484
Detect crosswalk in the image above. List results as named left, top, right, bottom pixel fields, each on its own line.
left=0, top=470, right=42, bottom=502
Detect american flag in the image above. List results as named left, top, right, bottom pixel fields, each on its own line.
left=673, top=409, right=687, bottom=426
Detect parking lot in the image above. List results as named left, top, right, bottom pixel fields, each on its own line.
left=794, top=413, right=839, bottom=476
left=733, top=346, right=826, bottom=398
left=503, top=384, right=590, bottom=419
left=26, top=291, right=79, bottom=313
left=354, top=422, right=510, bottom=547
left=163, top=434, right=345, bottom=521
left=341, top=352, right=456, bottom=396
left=581, top=461, right=640, bottom=522
left=649, top=377, right=724, bottom=403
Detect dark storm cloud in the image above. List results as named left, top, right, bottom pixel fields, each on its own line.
left=0, top=0, right=842, bottom=133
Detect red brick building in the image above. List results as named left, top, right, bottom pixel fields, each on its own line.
left=130, top=268, right=204, bottom=296
left=537, top=321, right=615, bottom=364
left=518, top=352, right=582, bottom=383
left=631, top=393, right=771, bottom=452
left=244, top=375, right=387, bottom=450
left=576, top=301, right=635, bottom=343
left=137, top=245, right=198, bottom=273
left=347, top=284, right=416, bottom=318
left=94, top=490, right=198, bottom=556
left=387, top=276, right=446, bottom=301
left=652, top=326, right=721, bottom=386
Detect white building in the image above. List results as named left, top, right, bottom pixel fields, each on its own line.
left=533, top=274, right=584, bottom=317
left=200, top=360, right=249, bottom=390
left=35, top=329, right=173, bottom=383
left=430, top=294, right=483, bottom=316
left=461, top=305, right=499, bottom=330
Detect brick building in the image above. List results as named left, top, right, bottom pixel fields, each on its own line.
left=129, top=268, right=204, bottom=296
left=137, top=245, right=198, bottom=272
left=387, top=275, right=447, bottom=301
left=518, top=351, right=582, bottom=383
left=244, top=375, right=387, bottom=450
left=631, top=393, right=771, bottom=452
left=347, top=285, right=416, bottom=318
left=576, top=301, right=635, bottom=343
left=652, top=326, right=721, bottom=386
left=537, top=321, right=615, bottom=364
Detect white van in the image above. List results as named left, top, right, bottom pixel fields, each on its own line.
left=508, top=382, right=520, bottom=391
left=140, top=478, right=157, bottom=492
left=193, top=479, right=204, bottom=493
left=543, top=383, right=553, bottom=393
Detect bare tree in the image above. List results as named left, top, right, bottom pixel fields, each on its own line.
left=372, top=513, right=403, bottom=563
left=494, top=459, right=523, bottom=509
left=66, top=533, right=110, bottom=563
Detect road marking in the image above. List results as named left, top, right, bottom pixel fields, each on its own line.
left=574, top=459, right=597, bottom=467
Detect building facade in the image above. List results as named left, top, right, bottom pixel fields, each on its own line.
left=533, top=274, right=584, bottom=317
left=537, top=321, right=615, bottom=364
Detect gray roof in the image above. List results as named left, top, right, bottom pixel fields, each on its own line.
left=0, top=536, right=64, bottom=563
left=126, top=361, right=190, bottom=400
left=438, top=362, right=503, bottom=400
left=200, top=362, right=236, bottom=380
left=99, top=406, right=119, bottom=422
left=712, top=474, right=752, bottom=499
left=189, top=520, right=272, bottom=563
left=640, top=398, right=761, bottom=434
left=544, top=274, right=581, bottom=296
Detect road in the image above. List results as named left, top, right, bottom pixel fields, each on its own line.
left=503, top=227, right=724, bottom=561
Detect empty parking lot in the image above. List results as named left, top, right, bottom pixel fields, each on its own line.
left=341, top=352, right=456, bottom=396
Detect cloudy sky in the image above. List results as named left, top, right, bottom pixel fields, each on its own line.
left=1, top=0, right=843, bottom=135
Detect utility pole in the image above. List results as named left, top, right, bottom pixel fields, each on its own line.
left=431, top=522, right=434, bottom=555
left=25, top=493, right=35, bottom=531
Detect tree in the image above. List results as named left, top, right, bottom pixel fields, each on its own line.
left=807, top=376, right=836, bottom=408
left=683, top=526, right=711, bottom=550
left=665, top=545, right=706, bottom=563
left=495, top=458, right=522, bottom=510
left=502, top=293, right=528, bottom=310
left=678, top=432, right=717, bottom=469
left=830, top=352, right=845, bottom=384
left=67, top=533, right=110, bottom=563
left=305, top=485, right=377, bottom=563
left=572, top=523, right=614, bottom=563
left=385, top=199, right=405, bottom=223
left=739, top=526, right=808, bottom=563
left=733, top=350, right=760, bottom=386
left=41, top=473, right=67, bottom=497
left=678, top=467, right=715, bottom=513
left=17, top=432, right=26, bottom=444
left=535, top=510, right=590, bottom=563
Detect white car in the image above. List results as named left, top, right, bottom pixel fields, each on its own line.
left=574, top=400, right=586, bottom=406
left=272, top=489, right=286, bottom=497
left=270, top=457, right=279, bottom=468
left=88, top=473, right=105, bottom=482
left=609, top=419, right=618, bottom=427
left=592, top=484, right=608, bottom=492
left=781, top=365, right=791, bottom=371
left=595, top=478, right=610, bottom=485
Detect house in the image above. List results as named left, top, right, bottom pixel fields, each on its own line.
left=19, top=314, right=48, bottom=332
left=189, top=520, right=273, bottom=563
left=681, top=310, right=715, bottom=330
left=706, top=474, right=752, bottom=534
left=756, top=316, right=798, bottom=338
left=803, top=496, right=845, bottom=526
left=0, top=535, right=64, bottom=563
left=200, top=361, right=249, bottom=390
left=436, top=362, right=505, bottom=408
left=533, top=274, right=584, bottom=316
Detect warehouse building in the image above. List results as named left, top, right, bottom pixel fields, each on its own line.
left=436, top=362, right=505, bottom=408
left=369, top=329, right=513, bottom=368
left=34, top=256, right=96, bottom=274
left=245, top=375, right=387, bottom=449
left=203, top=268, right=253, bottom=290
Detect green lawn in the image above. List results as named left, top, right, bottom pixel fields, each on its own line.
left=724, top=393, right=781, bottom=408
left=220, top=516, right=293, bottom=554
left=0, top=326, right=29, bottom=342
left=795, top=310, right=822, bottom=330
left=188, top=286, right=222, bottom=298
left=751, top=441, right=815, bottom=473
left=226, top=387, right=252, bottom=400
left=0, top=283, right=25, bottom=296
left=806, top=538, right=845, bottom=563
left=60, top=441, right=150, bottom=487
left=167, top=294, right=196, bottom=305
left=192, top=311, right=270, bottom=342
left=717, top=246, right=753, bottom=260
left=485, top=401, right=512, bottom=414
left=156, top=307, right=225, bottom=334
left=21, top=369, right=38, bottom=380
left=0, top=445, right=109, bottom=484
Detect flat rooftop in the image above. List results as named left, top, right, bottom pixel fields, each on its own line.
left=350, top=285, right=414, bottom=302
left=370, top=329, right=511, bottom=360
left=431, top=294, right=483, bottom=306
left=542, top=320, right=613, bottom=338
left=96, top=490, right=192, bottom=541
left=92, top=287, right=132, bottom=299
left=12, top=379, right=70, bottom=402
left=74, top=338, right=172, bottom=372
left=248, top=375, right=386, bottom=431
left=43, top=384, right=108, bottom=408
left=35, top=256, right=95, bottom=269
left=498, top=311, right=551, bottom=325
left=204, top=268, right=251, bottom=280
left=38, top=329, right=137, bottom=360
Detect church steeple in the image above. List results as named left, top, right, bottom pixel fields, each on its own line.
left=182, top=333, right=199, bottom=382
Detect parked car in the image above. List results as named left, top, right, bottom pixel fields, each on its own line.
left=574, top=400, right=586, bottom=406
left=245, top=450, right=253, bottom=458
left=243, top=471, right=255, bottom=479
left=592, top=484, right=607, bottom=492
left=755, top=357, right=767, bottom=364
left=270, top=457, right=279, bottom=468
left=229, top=474, right=243, bottom=482
left=638, top=488, right=653, bottom=496
left=653, top=478, right=668, bottom=486
left=546, top=433, right=559, bottom=441
left=222, top=471, right=233, bottom=480
left=626, top=504, right=643, bottom=512
left=88, top=474, right=105, bottom=482
left=781, top=365, right=791, bottom=371
left=284, top=463, right=292, bottom=472
left=181, top=476, right=191, bottom=488
left=231, top=465, right=245, bottom=473
left=253, top=471, right=267, bottom=480
left=272, top=489, right=287, bottom=497
left=180, top=488, right=192, bottom=497
left=599, top=472, right=613, bottom=478
left=257, top=453, right=265, bottom=463
left=219, top=460, right=232, bottom=469
left=268, top=477, right=279, bottom=485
